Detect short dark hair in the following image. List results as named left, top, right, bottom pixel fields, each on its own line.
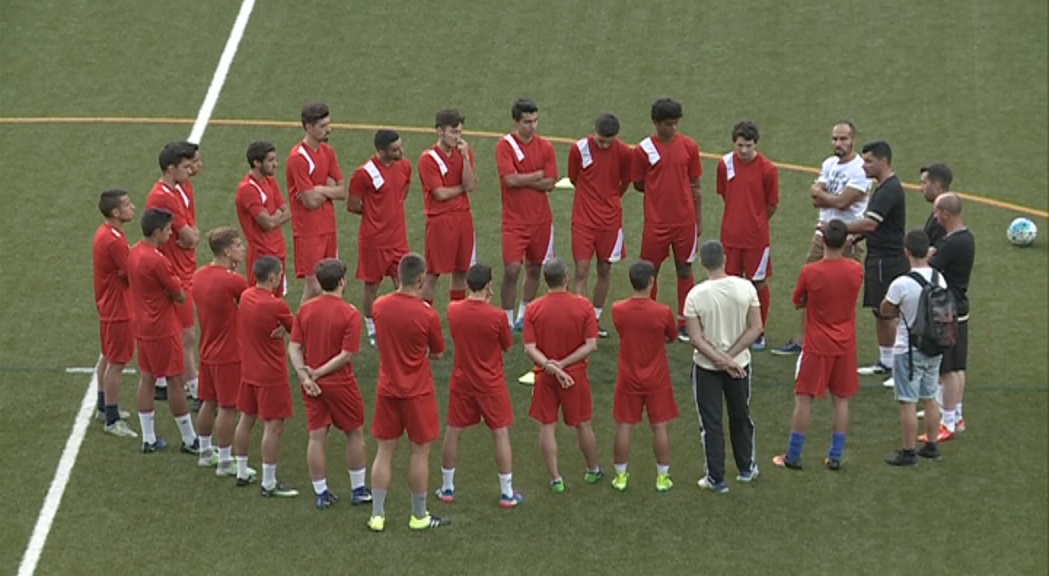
left=253, top=255, right=282, bottom=284
left=181, top=141, right=200, bottom=155
left=207, top=227, right=240, bottom=257
left=465, top=264, right=492, bottom=292
left=861, top=140, right=893, bottom=165
left=699, top=240, right=725, bottom=270
left=511, top=98, right=538, bottom=121
left=594, top=113, right=620, bottom=137
left=398, top=253, right=426, bottom=286
left=301, top=102, right=330, bottom=128
left=374, top=130, right=400, bottom=151
left=834, top=120, right=857, bottom=137
left=542, top=257, right=568, bottom=288
left=905, top=229, right=930, bottom=259
left=314, top=258, right=347, bottom=291
left=141, top=208, right=173, bottom=237
left=628, top=260, right=656, bottom=291
left=98, top=189, right=128, bottom=218
left=436, top=109, right=466, bottom=129
left=651, top=98, right=683, bottom=123
left=920, top=162, right=953, bottom=190
left=824, top=219, right=848, bottom=250
left=158, top=141, right=195, bottom=172
left=246, top=140, right=276, bottom=168
left=732, top=120, right=760, bottom=142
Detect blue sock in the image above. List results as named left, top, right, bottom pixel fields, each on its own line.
left=787, top=432, right=805, bottom=462
left=829, top=432, right=846, bottom=461
left=104, top=404, right=121, bottom=426
left=96, top=391, right=105, bottom=412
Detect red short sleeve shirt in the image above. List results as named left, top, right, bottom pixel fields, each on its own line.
left=235, top=173, right=287, bottom=259
left=192, top=264, right=249, bottom=364
left=568, top=137, right=631, bottom=230
left=145, top=181, right=197, bottom=285
left=496, top=133, right=558, bottom=227
left=447, top=299, right=512, bottom=395
left=523, top=291, right=598, bottom=376
left=128, top=241, right=183, bottom=340
left=291, top=294, right=362, bottom=386
left=419, top=145, right=474, bottom=218
left=238, top=287, right=294, bottom=386
left=632, top=135, right=702, bottom=228
left=349, top=157, right=411, bottom=249
left=286, top=142, right=343, bottom=238
left=611, top=297, right=677, bottom=393
left=373, top=292, right=445, bottom=398
left=792, top=259, right=864, bottom=356
left=93, top=224, right=131, bottom=322
left=717, top=152, right=779, bottom=248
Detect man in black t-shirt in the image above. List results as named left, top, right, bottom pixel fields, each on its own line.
left=920, top=163, right=952, bottom=247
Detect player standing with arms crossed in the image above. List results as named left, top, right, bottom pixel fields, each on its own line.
left=235, top=140, right=291, bottom=296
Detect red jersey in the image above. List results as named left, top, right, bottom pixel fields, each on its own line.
left=632, top=135, right=702, bottom=228
left=192, top=264, right=249, bottom=364
left=611, top=297, right=677, bottom=393
left=286, top=141, right=343, bottom=238
left=522, top=291, right=598, bottom=377
left=717, top=152, right=779, bottom=248
left=93, top=224, right=131, bottom=322
left=419, top=145, right=475, bottom=218
left=447, top=299, right=512, bottom=395
left=496, top=133, right=558, bottom=227
left=238, top=287, right=293, bottom=387
left=568, top=137, right=632, bottom=230
left=373, top=292, right=445, bottom=398
left=290, top=294, right=362, bottom=386
left=792, top=258, right=864, bottom=356
left=349, top=156, right=411, bottom=249
left=235, top=173, right=287, bottom=258
left=127, top=241, right=182, bottom=340
left=145, top=180, right=196, bottom=285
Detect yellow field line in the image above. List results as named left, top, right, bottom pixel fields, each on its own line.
left=2, top=115, right=1045, bottom=220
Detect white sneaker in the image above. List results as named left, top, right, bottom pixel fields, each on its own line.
left=916, top=410, right=925, bottom=419
left=95, top=409, right=131, bottom=422
left=882, top=377, right=895, bottom=389
left=198, top=449, right=219, bottom=468
left=103, top=420, right=138, bottom=439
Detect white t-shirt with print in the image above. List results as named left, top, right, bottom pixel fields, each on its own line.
left=817, top=154, right=870, bottom=224
left=884, top=266, right=949, bottom=354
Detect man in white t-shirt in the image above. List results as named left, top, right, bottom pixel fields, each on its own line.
left=772, top=121, right=870, bottom=356
left=880, top=230, right=946, bottom=466
left=683, top=241, right=763, bottom=493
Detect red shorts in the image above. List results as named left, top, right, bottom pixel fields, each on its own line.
left=447, top=387, right=514, bottom=429
left=724, top=246, right=772, bottom=282
left=293, top=233, right=337, bottom=279
left=99, top=320, right=134, bottom=364
left=371, top=393, right=440, bottom=444
left=795, top=351, right=858, bottom=399
left=303, top=382, right=365, bottom=432
left=199, top=362, right=241, bottom=407
left=572, top=225, right=626, bottom=263
left=528, top=370, right=593, bottom=427
left=502, top=222, right=554, bottom=266
left=613, top=383, right=679, bottom=425
left=238, top=382, right=294, bottom=420
left=640, top=224, right=697, bottom=266
left=247, top=249, right=287, bottom=297
left=357, top=245, right=408, bottom=284
left=425, top=212, right=476, bottom=274
left=175, top=290, right=195, bottom=330
left=137, top=334, right=184, bottom=378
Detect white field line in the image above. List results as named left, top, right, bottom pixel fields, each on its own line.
left=65, top=367, right=136, bottom=375
left=187, top=0, right=256, bottom=144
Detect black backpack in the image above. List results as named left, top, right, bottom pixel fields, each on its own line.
left=906, top=270, right=957, bottom=369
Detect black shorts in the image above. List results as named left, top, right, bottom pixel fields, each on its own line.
left=863, top=254, right=909, bottom=312
left=940, top=319, right=969, bottom=374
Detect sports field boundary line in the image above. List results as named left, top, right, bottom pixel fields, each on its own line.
left=1, top=115, right=1045, bottom=220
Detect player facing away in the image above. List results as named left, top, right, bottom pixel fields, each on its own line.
left=347, top=130, right=412, bottom=346
left=436, top=264, right=523, bottom=509
left=191, top=228, right=250, bottom=472
left=523, top=257, right=602, bottom=493
left=610, top=260, right=680, bottom=492
left=419, top=109, right=478, bottom=306
left=288, top=259, right=373, bottom=510
left=286, top=102, right=348, bottom=305
left=144, top=142, right=200, bottom=402
left=496, top=98, right=559, bottom=331
left=127, top=209, right=199, bottom=454
left=235, top=140, right=291, bottom=297
left=773, top=121, right=870, bottom=356
left=772, top=220, right=863, bottom=471
left=234, top=256, right=297, bottom=495
left=92, top=189, right=136, bottom=437
left=368, top=253, right=449, bottom=532
left=633, top=98, right=704, bottom=341
left=569, top=113, right=632, bottom=338
left=716, top=121, right=779, bottom=351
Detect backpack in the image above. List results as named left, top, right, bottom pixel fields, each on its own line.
left=906, top=270, right=957, bottom=371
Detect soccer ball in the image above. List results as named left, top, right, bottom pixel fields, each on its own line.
left=1007, top=217, right=1038, bottom=247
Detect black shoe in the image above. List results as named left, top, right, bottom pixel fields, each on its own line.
left=917, top=442, right=942, bottom=461
left=824, top=457, right=842, bottom=471
left=597, top=326, right=609, bottom=339
left=885, top=449, right=918, bottom=466
left=180, top=438, right=200, bottom=455
left=190, top=398, right=202, bottom=412
left=141, top=437, right=169, bottom=454
left=154, top=387, right=168, bottom=401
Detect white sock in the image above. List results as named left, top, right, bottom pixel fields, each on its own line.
left=956, top=403, right=963, bottom=420
left=614, top=463, right=627, bottom=475
left=155, top=377, right=167, bottom=389
left=187, top=377, right=199, bottom=398
left=441, top=467, right=455, bottom=492
left=139, top=411, right=156, bottom=444
left=516, top=301, right=529, bottom=322
left=312, top=478, right=328, bottom=495
left=879, top=346, right=893, bottom=367
left=365, top=317, right=376, bottom=336
left=218, top=446, right=232, bottom=463
left=505, top=309, right=514, bottom=328
left=174, top=414, right=197, bottom=446
left=199, top=435, right=213, bottom=452
left=594, top=307, right=603, bottom=320
left=349, top=468, right=366, bottom=489
left=236, top=456, right=249, bottom=478
left=498, top=472, right=513, bottom=498
left=936, top=383, right=944, bottom=406
left=657, top=464, right=670, bottom=476
left=942, top=409, right=956, bottom=432
left=262, top=463, right=277, bottom=490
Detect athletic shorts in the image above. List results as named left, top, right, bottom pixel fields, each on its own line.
left=572, top=225, right=626, bottom=263
left=724, top=246, right=772, bottom=282
left=640, top=224, right=697, bottom=266
left=198, top=361, right=241, bottom=407
left=238, top=382, right=293, bottom=420
left=807, top=231, right=865, bottom=263
left=528, top=369, right=593, bottom=427
left=447, top=387, right=514, bottom=429
left=794, top=351, right=858, bottom=399
left=303, top=382, right=365, bottom=432
left=293, top=233, right=337, bottom=279
left=863, top=254, right=909, bottom=311
left=137, top=334, right=183, bottom=378
left=940, top=318, right=968, bottom=374
left=502, top=222, right=554, bottom=266
left=892, top=350, right=942, bottom=403
left=426, top=212, right=476, bottom=274
left=357, top=245, right=408, bottom=284
left=612, top=381, right=679, bottom=425
left=247, top=249, right=287, bottom=297
left=100, top=320, right=134, bottom=364
left=371, top=392, right=440, bottom=444
left=175, top=290, right=195, bottom=330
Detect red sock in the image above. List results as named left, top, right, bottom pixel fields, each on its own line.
left=449, top=289, right=466, bottom=301
left=676, top=274, right=694, bottom=317
left=757, top=284, right=770, bottom=328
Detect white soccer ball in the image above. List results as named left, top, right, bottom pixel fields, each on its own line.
left=1007, top=217, right=1038, bottom=247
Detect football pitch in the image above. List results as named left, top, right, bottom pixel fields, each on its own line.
left=1, top=1, right=1047, bottom=574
